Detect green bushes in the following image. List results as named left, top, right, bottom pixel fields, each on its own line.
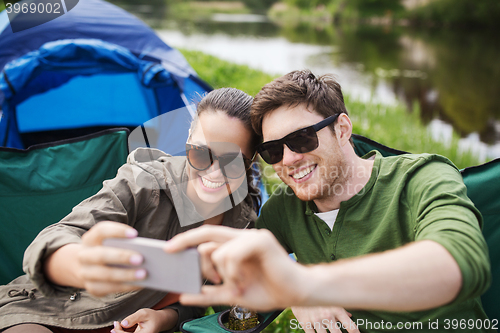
left=405, top=0, right=500, bottom=28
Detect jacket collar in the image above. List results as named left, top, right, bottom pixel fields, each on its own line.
left=129, top=148, right=256, bottom=229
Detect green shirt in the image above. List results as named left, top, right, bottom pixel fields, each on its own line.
left=257, top=151, right=493, bottom=332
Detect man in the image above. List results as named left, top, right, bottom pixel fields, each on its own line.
left=167, top=70, right=492, bottom=333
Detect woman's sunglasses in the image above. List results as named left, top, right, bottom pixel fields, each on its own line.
left=186, top=143, right=254, bottom=179
left=256, top=113, right=340, bottom=165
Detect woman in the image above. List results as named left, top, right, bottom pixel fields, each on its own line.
left=0, top=88, right=261, bottom=333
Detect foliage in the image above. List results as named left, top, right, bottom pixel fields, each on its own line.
left=241, top=0, right=280, bottom=11
left=406, top=0, right=500, bottom=28
left=166, top=1, right=250, bottom=19
left=165, top=0, right=279, bottom=12
left=346, top=98, right=482, bottom=168
left=284, top=0, right=330, bottom=10
left=0, top=2, right=5, bottom=11
left=349, top=0, right=404, bottom=17
left=275, top=0, right=404, bottom=21
left=271, top=0, right=500, bottom=28
left=112, top=0, right=165, bottom=6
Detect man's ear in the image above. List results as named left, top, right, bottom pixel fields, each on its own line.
left=335, top=113, right=352, bottom=147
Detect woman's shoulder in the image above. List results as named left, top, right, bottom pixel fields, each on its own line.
left=125, top=148, right=188, bottom=185
left=127, top=147, right=172, bottom=165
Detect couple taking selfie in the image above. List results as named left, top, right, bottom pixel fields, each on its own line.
left=0, top=70, right=493, bottom=333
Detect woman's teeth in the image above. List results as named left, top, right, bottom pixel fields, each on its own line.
left=201, top=176, right=225, bottom=189
left=292, top=165, right=316, bottom=179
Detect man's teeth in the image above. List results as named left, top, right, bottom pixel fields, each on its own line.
left=292, top=165, right=316, bottom=179
left=201, top=177, right=225, bottom=189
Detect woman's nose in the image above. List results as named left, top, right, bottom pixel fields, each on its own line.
left=206, top=160, right=224, bottom=178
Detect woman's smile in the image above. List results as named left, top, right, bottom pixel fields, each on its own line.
left=199, top=175, right=227, bottom=191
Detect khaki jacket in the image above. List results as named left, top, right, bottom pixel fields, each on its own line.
left=0, top=148, right=257, bottom=331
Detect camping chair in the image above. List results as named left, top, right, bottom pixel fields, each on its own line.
left=352, top=134, right=500, bottom=321
left=0, top=128, right=129, bottom=285
left=462, top=159, right=500, bottom=321
left=181, top=310, right=281, bottom=333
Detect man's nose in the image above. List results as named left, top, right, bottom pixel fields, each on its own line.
left=280, top=144, right=303, bottom=166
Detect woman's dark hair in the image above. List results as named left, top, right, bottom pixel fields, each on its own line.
left=190, top=88, right=262, bottom=213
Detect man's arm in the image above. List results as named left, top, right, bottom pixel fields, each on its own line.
left=165, top=226, right=462, bottom=312
left=406, top=159, right=491, bottom=303
left=303, top=240, right=461, bottom=311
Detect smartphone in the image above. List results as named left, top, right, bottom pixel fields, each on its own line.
left=103, top=237, right=202, bottom=294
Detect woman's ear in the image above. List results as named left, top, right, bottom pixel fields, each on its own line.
left=336, top=113, right=352, bottom=147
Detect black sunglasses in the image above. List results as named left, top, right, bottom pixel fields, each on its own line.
left=186, top=143, right=254, bottom=179
left=256, top=113, right=340, bottom=165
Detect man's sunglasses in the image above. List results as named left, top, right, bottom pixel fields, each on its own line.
left=256, top=113, right=341, bottom=165
left=186, top=143, right=254, bottom=179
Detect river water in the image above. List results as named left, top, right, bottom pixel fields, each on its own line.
left=117, top=3, right=500, bottom=161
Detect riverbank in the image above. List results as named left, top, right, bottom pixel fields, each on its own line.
left=180, top=48, right=485, bottom=333
left=167, top=1, right=250, bottom=20
left=180, top=48, right=483, bottom=171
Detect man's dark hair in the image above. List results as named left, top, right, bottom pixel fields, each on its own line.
left=251, top=70, right=350, bottom=143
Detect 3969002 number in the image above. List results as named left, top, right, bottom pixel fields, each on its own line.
left=443, top=319, right=498, bottom=330
left=5, top=2, right=61, bottom=14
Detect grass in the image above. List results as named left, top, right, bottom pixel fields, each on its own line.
left=167, top=1, right=250, bottom=20
left=180, top=49, right=277, bottom=97
left=179, top=49, right=484, bottom=332
left=268, top=2, right=334, bottom=26
left=347, top=98, right=482, bottom=169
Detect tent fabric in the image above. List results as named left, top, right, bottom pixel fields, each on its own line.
left=352, top=134, right=500, bottom=321
left=0, top=0, right=199, bottom=91
left=0, top=39, right=174, bottom=103
left=0, top=11, right=9, bottom=35
left=0, top=128, right=129, bottom=285
left=0, top=0, right=212, bottom=149
left=352, top=133, right=408, bottom=157
left=0, top=39, right=182, bottom=149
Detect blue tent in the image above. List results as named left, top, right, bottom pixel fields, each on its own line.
left=0, top=0, right=211, bottom=149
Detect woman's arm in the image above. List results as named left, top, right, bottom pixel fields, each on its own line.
left=43, top=222, right=147, bottom=296
left=165, top=226, right=462, bottom=312
left=25, top=163, right=157, bottom=296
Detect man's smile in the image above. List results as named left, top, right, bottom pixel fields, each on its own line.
left=289, top=164, right=317, bottom=182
